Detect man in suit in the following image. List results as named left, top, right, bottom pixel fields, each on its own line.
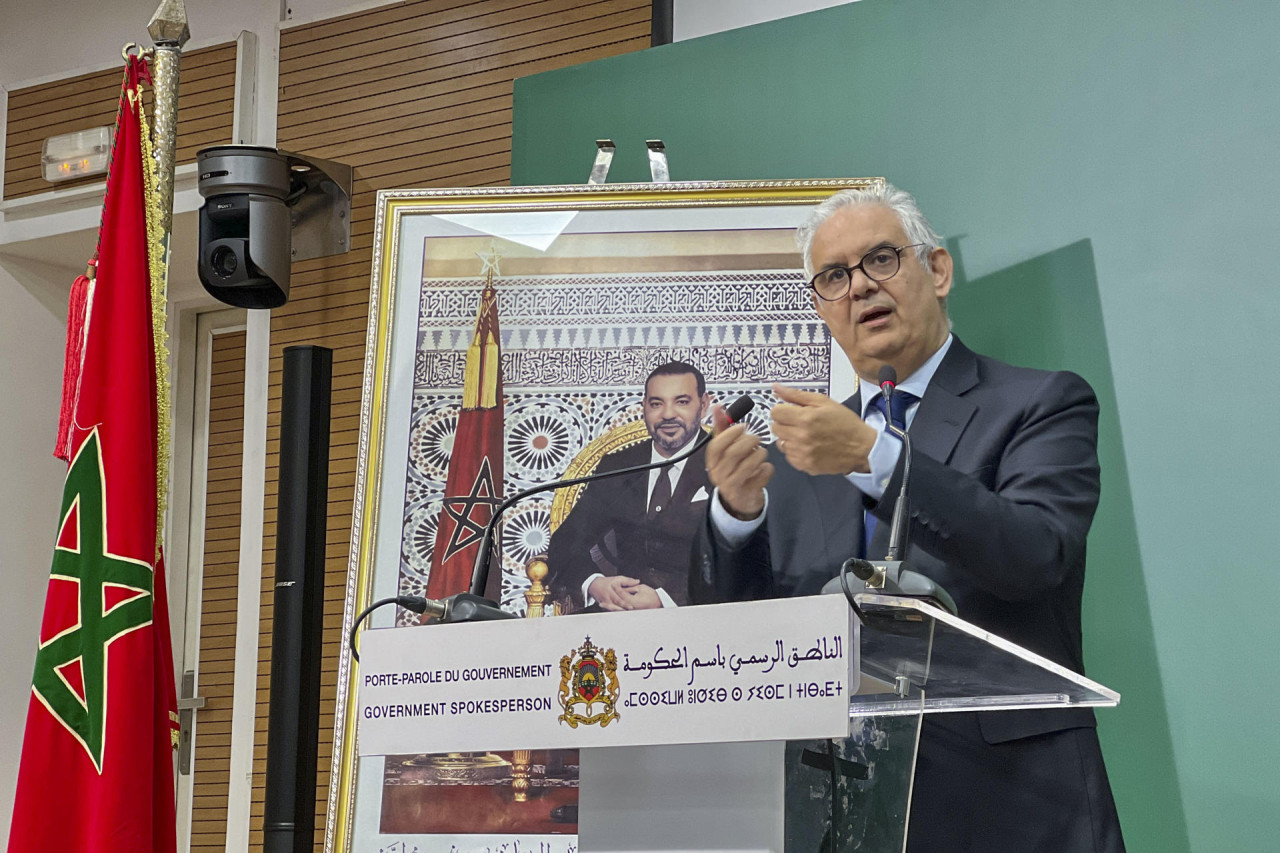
left=548, top=361, right=713, bottom=611
left=693, top=183, right=1125, bottom=851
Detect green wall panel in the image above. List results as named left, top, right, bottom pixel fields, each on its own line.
left=511, top=0, right=1280, bottom=849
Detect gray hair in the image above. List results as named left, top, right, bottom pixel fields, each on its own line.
left=795, top=182, right=943, bottom=277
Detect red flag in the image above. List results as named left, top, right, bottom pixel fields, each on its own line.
left=426, top=263, right=505, bottom=600
left=9, top=55, right=179, bottom=853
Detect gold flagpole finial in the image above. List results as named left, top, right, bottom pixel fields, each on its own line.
left=147, top=0, right=188, bottom=241
left=147, top=0, right=190, bottom=46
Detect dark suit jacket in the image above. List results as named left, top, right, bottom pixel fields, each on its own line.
left=691, top=337, right=1124, bottom=852
left=548, top=439, right=711, bottom=610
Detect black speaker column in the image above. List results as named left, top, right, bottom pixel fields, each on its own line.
left=264, top=345, right=332, bottom=853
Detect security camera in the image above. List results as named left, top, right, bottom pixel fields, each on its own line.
left=197, top=146, right=352, bottom=310
left=197, top=146, right=294, bottom=309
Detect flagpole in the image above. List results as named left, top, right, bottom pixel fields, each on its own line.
left=147, top=0, right=189, bottom=249
left=143, top=0, right=188, bottom=536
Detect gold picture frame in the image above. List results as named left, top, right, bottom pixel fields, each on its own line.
left=328, top=178, right=881, bottom=853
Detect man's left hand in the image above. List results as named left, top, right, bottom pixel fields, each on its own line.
left=770, top=382, right=879, bottom=476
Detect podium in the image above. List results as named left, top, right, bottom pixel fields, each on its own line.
left=355, top=593, right=1118, bottom=852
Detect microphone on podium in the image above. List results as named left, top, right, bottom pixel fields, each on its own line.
left=826, top=366, right=958, bottom=616
left=878, top=364, right=912, bottom=562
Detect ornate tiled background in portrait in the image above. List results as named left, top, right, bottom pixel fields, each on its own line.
left=398, top=260, right=832, bottom=618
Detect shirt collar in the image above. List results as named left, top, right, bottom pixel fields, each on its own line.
left=858, top=333, right=954, bottom=418
left=650, top=441, right=689, bottom=475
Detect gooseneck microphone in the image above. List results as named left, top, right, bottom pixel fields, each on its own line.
left=878, top=365, right=913, bottom=562
left=467, top=393, right=757, bottom=600
left=827, top=366, right=958, bottom=615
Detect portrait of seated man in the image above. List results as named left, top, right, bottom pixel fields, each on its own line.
left=546, top=361, right=712, bottom=612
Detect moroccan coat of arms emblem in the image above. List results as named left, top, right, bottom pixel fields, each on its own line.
left=557, top=637, right=620, bottom=728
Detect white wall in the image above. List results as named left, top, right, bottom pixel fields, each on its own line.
left=0, top=0, right=267, bottom=85
left=674, top=0, right=861, bottom=41
left=0, top=267, right=71, bottom=839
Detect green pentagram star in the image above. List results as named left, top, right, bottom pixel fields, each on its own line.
left=32, top=430, right=154, bottom=772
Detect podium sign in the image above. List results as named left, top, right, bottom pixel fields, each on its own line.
left=356, top=596, right=857, bottom=755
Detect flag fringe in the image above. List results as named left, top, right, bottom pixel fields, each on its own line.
left=54, top=267, right=95, bottom=462
left=132, top=61, right=172, bottom=554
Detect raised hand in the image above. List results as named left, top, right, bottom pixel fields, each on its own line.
left=770, top=383, right=878, bottom=476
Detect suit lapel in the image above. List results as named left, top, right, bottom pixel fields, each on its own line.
left=825, top=340, right=979, bottom=561
left=910, top=337, right=980, bottom=466
left=632, top=439, right=709, bottom=513
left=670, top=445, right=710, bottom=506
left=617, top=442, right=651, bottom=514
left=839, top=340, right=980, bottom=468
left=630, top=473, right=649, bottom=519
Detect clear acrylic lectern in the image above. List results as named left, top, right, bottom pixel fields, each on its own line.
left=771, top=594, right=1120, bottom=851
left=577, top=593, right=1119, bottom=852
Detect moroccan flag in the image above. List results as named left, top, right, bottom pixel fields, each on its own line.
left=426, top=258, right=505, bottom=600
left=8, top=55, right=179, bottom=853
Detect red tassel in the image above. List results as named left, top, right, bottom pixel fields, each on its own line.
left=54, top=271, right=92, bottom=462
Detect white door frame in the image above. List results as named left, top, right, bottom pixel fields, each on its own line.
left=225, top=308, right=271, bottom=853
left=168, top=305, right=270, bottom=853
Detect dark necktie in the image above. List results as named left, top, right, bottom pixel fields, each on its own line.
left=863, top=389, right=918, bottom=558
left=648, top=466, right=673, bottom=521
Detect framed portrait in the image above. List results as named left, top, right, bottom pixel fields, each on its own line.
left=329, top=178, right=879, bottom=853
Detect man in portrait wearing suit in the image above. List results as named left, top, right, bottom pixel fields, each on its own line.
left=548, top=361, right=713, bottom=612
left=693, top=183, right=1125, bottom=851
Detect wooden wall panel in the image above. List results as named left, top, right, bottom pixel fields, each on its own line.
left=257, top=1, right=650, bottom=846
left=190, top=331, right=247, bottom=853
left=3, top=42, right=237, bottom=201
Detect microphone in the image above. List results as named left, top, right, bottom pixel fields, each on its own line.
left=462, top=393, right=758, bottom=611
left=419, top=592, right=514, bottom=623
left=346, top=590, right=518, bottom=664
left=877, top=365, right=911, bottom=562
left=348, top=594, right=430, bottom=663
left=822, top=366, right=957, bottom=615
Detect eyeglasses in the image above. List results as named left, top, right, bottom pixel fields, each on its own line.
left=806, top=243, right=925, bottom=301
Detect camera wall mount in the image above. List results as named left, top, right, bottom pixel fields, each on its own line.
left=196, top=145, right=351, bottom=309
